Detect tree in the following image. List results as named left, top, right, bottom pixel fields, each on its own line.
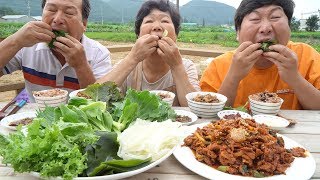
left=0, top=7, right=19, bottom=16
left=290, top=17, right=300, bottom=32
left=305, top=15, right=320, bottom=32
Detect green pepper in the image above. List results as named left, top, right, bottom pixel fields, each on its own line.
left=48, top=30, right=66, bottom=48
left=253, top=170, right=265, bottom=178
left=105, top=158, right=151, bottom=167
left=217, top=165, right=229, bottom=172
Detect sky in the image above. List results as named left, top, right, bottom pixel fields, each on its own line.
left=174, top=0, right=320, bottom=19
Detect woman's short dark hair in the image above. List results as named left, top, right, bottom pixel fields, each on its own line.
left=234, top=0, right=295, bottom=31
left=41, top=0, right=91, bottom=20
left=135, top=0, right=181, bottom=37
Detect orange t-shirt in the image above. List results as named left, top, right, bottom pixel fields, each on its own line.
left=200, top=41, right=320, bottom=110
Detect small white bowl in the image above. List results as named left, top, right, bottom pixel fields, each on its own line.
left=150, top=90, right=175, bottom=106
left=174, top=110, right=198, bottom=125
left=186, top=92, right=227, bottom=118
left=217, top=110, right=252, bottom=120
left=249, top=97, right=284, bottom=115
left=33, top=89, right=68, bottom=109
left=0, top=111, right=36, bottom=130
left=253, top=114, right=290, bottom=131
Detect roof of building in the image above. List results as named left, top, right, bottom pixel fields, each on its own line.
left=32, top=16, right=42, bottom=21
left=2, top=15, right=28, bottom=19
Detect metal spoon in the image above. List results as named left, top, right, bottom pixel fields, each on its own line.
left=0, top=99, right=16, bottom=120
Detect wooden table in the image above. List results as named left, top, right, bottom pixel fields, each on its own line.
left=0, top=102, right=319, bottom=179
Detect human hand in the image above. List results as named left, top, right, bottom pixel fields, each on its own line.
left=229, top=41, right=263, bottom=81
left=128, top=34, right=159, bottom=63
left=262, top=44, right=299, bottom=84
left=53, top=35, right=87, bottom=68
left=157, top=37, right=183, bottom=69
left=12, top=21, right=55, bottom=48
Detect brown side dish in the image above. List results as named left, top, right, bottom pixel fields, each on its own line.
left=157, top=93, right=171, bottom=99
left=250, top=91, right=282, bottom=103
left=176, top=115, right=192, bottom=123
left=223, top=113, right=241, bottom=120
left=76, top=91, right=91, bottom=99
left=9, top=117, right=34, bottom=126
left=193, top=94, right=220, bottom=103
left=33, top=89, right=67, bottom=97
left=183, top=118, right=306, bottom=177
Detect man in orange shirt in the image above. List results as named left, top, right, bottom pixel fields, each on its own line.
left=200, top=0, right=320, bottom=110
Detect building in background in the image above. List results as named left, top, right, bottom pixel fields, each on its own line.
left=32, top=16, right=42, bottom=21
left=299, top=10, right=320, bottom=31
left=299, top=19, right=307, bottom=30
left=1, top=15, right=35, bottom=22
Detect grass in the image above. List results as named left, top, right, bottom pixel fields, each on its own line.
left=291, top=32, right=320, bottom=51
left=0, top=22, right=24, bottom=37
left=0, top=22, right=319, bottom=51
left=85, top=32, right=136, bottom=42
left=178, top=31, right=238, bottom=47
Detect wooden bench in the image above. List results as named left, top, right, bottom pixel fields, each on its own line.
left=107, top=44, right=224, bottom=57
left=0, top=82, right=25, bottom=93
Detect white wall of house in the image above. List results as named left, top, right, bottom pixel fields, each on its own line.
left=299, top=19, right=307, bottom=30
left=32, top=16, right=42, bottom=21
left=299, top=19, right=320, bottom=31
left=2, top=15, right=36, bottom=23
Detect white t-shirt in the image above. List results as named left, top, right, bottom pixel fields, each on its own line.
left=2, top=35, right=112, bottom=102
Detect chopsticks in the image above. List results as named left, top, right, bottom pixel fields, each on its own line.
left=7, top=99, right=27, bottom=116
left=0, top=99, right=16, bottom=114
left=277, top=113, right=297, bottom=127
left=0, top=99, right=16, bottom=120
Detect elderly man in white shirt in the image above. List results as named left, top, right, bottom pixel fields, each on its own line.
left=0, top=0, right=112, bottom=102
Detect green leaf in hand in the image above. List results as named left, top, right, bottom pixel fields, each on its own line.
left=48, top=30, right=66, bottom=48
left=260, top=40, right=276, bottom=52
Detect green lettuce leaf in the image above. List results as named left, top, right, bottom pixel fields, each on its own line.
left=82, top=82, right=123, bottom=107
left=112, top=99, right=138, bottom=132
left=85, top=131, right=151, bottom=177
left=79, top=101, right=113, bottom=131
left=124, top=89, right=176, bottom=121
left=89, top=158, right=151, bottom=176
left=0, top=118, right=98, bottom=180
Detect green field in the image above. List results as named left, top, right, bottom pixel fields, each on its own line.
left=1, top=22, right=319, bottom=51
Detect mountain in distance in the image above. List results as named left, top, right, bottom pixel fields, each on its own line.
left=0, top=0, right=42, bottom=16
left=180, top=0, right=236, bottom=25
left=89, top=0, right=121, bottom=23
left=0, top=0, right=236, bottom=25
left=97, top=0, right=143, bottom=23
